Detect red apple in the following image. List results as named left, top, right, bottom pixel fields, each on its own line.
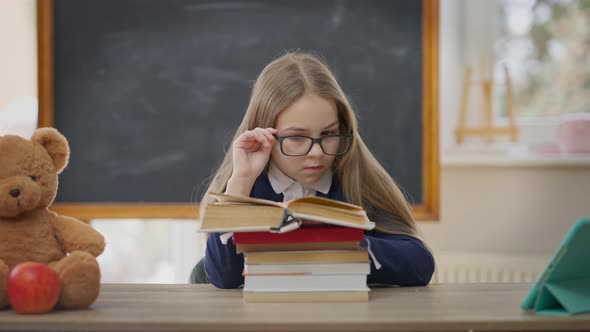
left=7, top=262, right=62, bottom=314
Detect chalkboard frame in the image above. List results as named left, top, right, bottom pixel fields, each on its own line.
left=37, top=0, right=439, bottom=221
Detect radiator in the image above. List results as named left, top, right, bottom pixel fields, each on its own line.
left=431, top=252, right=549, bottom=283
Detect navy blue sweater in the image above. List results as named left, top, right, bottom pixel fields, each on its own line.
left=204, top=174, right=435, bottom=288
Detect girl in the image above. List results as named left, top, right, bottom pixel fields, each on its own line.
left=193, top=51, right=434, bottom=288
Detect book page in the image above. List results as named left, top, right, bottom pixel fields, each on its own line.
left=208, top=192, right=285, bottom=208
left=287, top=196, right=363, bottom=211
left=291, top=212, right=375, bottom=230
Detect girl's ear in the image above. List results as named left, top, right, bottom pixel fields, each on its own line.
left=31, top=127, right=70, bottom=174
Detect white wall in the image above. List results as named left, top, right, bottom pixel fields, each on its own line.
left=438, top=0, right=463, bottom=153
left=421, top=164, right=590, bottom=255
left=0, top=0, right=37, bottom=137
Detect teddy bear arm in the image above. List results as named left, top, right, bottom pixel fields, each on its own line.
left=51, top=216, right=105, bottom=257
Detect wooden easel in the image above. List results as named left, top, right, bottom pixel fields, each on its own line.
left=455, top=63, right=518, bottom=144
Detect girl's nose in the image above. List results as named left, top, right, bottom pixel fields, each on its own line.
left=307, top=141, right=324, bottom=157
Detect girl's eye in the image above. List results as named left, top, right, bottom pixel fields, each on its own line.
left=287, top=137, right=306, bottom=143
left=30, top=176, right=38, bottom=182
left=322, top=131, right=339, bottom=136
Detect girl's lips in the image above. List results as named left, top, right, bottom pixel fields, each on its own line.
left=304, top=166, right=324, bottom=172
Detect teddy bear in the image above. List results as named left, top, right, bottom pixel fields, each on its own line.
left=0, top=128, right=106, bottom=310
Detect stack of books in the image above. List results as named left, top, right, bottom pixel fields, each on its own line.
left=235, top=226, right=370, bottom=302
left=199, top=192, right=375, bottom=302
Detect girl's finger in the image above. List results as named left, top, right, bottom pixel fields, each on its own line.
left=254, top=127, right=276, bottom=136
left=255, top=128, right=276, bottom=145
left=252, top=131, right=266, bottom=144
left=236, top=131, right=263, bottom=150
left=262, top=130, right=277, bottom=143
left=237, top=128, right=274, bottom=150
left=260, top=132, right=274, bottom=147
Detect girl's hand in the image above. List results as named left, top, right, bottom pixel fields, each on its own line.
left=226, top=127, right=278, bottom=196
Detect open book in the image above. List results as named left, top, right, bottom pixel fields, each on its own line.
left=199, top=192, right=375, bottom=233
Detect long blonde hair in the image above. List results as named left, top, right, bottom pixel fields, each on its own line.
left=202, top=51, right=424, bottom=241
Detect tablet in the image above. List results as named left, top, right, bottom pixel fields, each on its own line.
left=521, top=217, right=590, bottom=315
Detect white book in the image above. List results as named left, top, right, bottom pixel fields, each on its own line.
left=244, top=262, right=370, bottom=275
left=243, top=274, right=369, bottom=292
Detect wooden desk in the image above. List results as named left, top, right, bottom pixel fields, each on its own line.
left=1, top=283, right=589, bottom=331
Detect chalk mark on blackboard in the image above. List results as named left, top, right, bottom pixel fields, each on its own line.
left=110, top=152, right=188, bottom=176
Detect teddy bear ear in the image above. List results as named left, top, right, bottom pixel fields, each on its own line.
left=31, top=127, right=70, bottom=174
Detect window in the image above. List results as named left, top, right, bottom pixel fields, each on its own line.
left=93, top=219, right=205, bottom=283
left=495, top=0, right=590, bottom=119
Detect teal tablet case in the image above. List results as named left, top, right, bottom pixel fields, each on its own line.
left=521, top=217, right=590, bottom=315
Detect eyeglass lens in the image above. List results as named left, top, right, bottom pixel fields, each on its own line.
left=281, top=135, right=351, bottom=156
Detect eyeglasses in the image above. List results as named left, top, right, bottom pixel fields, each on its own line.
left=275, top=134, right=353, bottom=156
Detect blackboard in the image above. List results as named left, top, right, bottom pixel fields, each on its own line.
left=38, top=0, right=439, bottom=220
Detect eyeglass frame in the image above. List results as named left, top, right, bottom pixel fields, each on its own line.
left=274, top=133, right=354, bottom=156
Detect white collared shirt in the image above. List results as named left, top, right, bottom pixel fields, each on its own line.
left=267, top=162, right=332, bottom=202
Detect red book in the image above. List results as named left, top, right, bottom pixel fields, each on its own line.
left=233, top=226, right=364, bottom=245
